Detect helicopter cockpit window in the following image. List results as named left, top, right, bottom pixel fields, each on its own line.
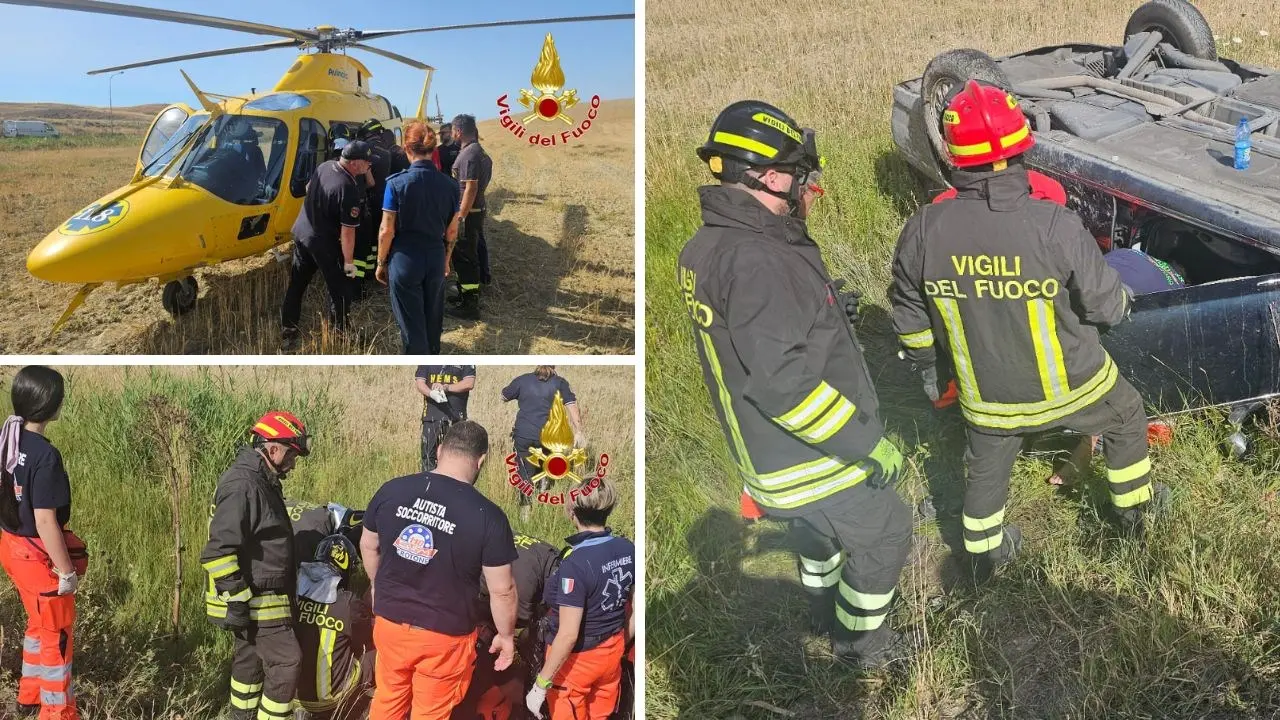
left=140, top=107, right=191, bottom=167
left=243, top=93, right=312, bottom=112
left=142, top=112, right=208, bottom=178
left=177, top=115, right=289, bottom=206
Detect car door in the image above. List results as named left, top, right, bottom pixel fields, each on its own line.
left=1100, top=274, right=1280, bottom=414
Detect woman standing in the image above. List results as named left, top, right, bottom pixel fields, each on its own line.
left=376, top=120, right=462, bottom=354
left=526, top=482, right=634, bottom=719
left=501, top=366, right=586, bottom=520
left=0, top=366, right=86, bottom=720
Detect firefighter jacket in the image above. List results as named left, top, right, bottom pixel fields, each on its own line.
left=201, top=447, right=297, bottom=626
left=294, top=587, right=372, bottom=712
left=677, top=185, right=893, bottom=515
left=890, top=165, right=1130, bottom=434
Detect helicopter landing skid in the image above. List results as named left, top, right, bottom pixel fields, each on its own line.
left=49, top=283, right=101, bottom=337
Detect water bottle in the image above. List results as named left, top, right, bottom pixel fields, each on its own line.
left=1234, top=116, right=1252, bottom=170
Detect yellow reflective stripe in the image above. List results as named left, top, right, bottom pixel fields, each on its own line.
left=249, top=595, right=291, bottom=608
left=898, top=328, right=935, bottom=349
left=804, top=397, right=857, bottom=443
left=778, top=382, right=837, bottom=428
left=231, top=679, right=263, bottom=695
left=259, top=696, right=291, bottom=714
left=253, top=422, right=279, bottom=437
left=1000, top=124, right=1030, bottom=148
left=965, top=532, right=1004, bottom=553
left=836, top=605, right=887, bottom=632
left=960, top=358, right=1118, bottom=430
left=799, top=552, right=844, bottom=575
left=207, top=588, right=251, bottom=603
left=934, top=298, right=983, bottom=402
left=317, top=627, right=336, bottom=701
left=1108, top=457, right=1151, bottom=485
left=231, top=695, right=260, bottom=710
left=700, top=329, right=757, bottom=476
left=800, top=569, right=841, bottom=588
left=202, top=555, right=239, bottom=576
left=963, top=509, right=1005, bottom=533
left=755, top=456, right=841, bottom=485
left=460, top=283, right=481, bottom=291
left=206, top=606, right=228, bottom=618
left=1027, top=299, right=1069, bottom=401
left=743, top=462, right=871, bottom=510
left=751, top=111, right=802, bottom=142
left=839, top=584, right=895, bottom=611
left=251, top=608, right=293, bottom=622
left=1112, top=483, right=1153, bottom=508
left=712, top=131, right=778, bottom=159
left=947, top=140, right=993, bottom=157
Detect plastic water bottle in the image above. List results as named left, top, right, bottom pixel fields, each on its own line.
left=1234, top=117, right=1252, bottom=170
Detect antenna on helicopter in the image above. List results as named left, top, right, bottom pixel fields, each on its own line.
left=431, top=94, right=444, bottom=126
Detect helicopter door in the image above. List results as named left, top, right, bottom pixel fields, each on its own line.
left=137, top=104, right=194, bottom=174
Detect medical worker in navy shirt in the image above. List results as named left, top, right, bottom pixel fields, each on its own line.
left=527, top=481, right=634, bottom=720
left=359, top=420, right=520, bottom=720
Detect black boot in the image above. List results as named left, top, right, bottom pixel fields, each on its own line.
left=1115, top=482, right=1171, bottom=539
left=832, top=625, right=913, bottom=670
left=446, top=293, right=480, bottom=321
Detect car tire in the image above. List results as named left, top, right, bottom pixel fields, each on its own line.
left=921, top=49, right=1011, bottom=171
left=1124, top=0, right=1217, bottom=61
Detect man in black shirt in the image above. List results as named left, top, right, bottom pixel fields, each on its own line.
left=447, top=114, right=493, bottom=321
left=280, top=140, right=375, bottom=350
left=437, top=122, right=460, bottom=177
left=416, top=365, right=477, bottom=472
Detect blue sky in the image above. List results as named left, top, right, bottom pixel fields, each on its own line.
left=0, top=0, right=635, bottom=120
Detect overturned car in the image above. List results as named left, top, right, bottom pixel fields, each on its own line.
left=891, top=0, right=1280, bottom=452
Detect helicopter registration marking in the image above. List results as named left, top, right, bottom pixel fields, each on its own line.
left=60, top=200, right=130, bottom=236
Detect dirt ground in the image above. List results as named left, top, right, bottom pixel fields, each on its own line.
left=0, top=99, right=634, bottom=355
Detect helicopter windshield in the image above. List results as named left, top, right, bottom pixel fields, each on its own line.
left=173, top=114, right=290, bottom=206
left=142, top=112, right=208, bottom=178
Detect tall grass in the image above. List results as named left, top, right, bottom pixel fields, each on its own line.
left=0, top=365, right=634, bottom=718
left=0, top=134, right=141, bottom=152
left=646, top=0, right=1280, bottom=717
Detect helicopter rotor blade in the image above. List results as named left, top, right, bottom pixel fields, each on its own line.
left=350, top=43, right=433, bottom=71
left=357, top=13, right=635, bottom=42
left=0, top=0, right=318, bottom=41
left=86, top=39, right=304, bottom=75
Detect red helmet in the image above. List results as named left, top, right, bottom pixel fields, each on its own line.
left=251, top=411, right=311, bottom=456
left=943, top=80, right=1034, bottom=168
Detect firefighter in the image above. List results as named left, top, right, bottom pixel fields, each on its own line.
left=446, top=113, right=493, bottom=321
left=454, top=532, right=561, bottom=720
left=416, top=365, right=477, bottom=473
left=286, top=499, right=365, bottom=576
left=677, top=100, right=914, bottom=668
left=890, top=80, right=1169, bottom=569
left=294, top=534, right=375, bottom=720
left=527, top=481, right=634, bottom=720
left=0, top=366, right=87, bottom=720
left=201, top=411, right=311, bottom=720
left=352, top=118, right=395, bottom=298
left=359, top=420, right=519, bottom=720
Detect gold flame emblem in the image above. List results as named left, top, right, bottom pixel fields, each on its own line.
left=518, top=33, right=579, bottom=125
left=527, top=391, right=588, bottom=484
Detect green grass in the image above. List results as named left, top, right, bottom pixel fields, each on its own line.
left=0, top=133, right=141, bottom=152
left=0, top=367, right=633, bottom=718
left=645, top=105, right=1280, bottom=720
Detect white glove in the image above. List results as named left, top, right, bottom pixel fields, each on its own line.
left=429, top=388, right=448, bottom=404
left=57, top=569, right=79, bottom=596
left=525, top=684, right=548, bottom=719
left=344, top=263, right=359, bottom=278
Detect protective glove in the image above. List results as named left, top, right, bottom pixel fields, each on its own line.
left=921, top=365, right=940, bottom=403
left=223, top=600, right=252, bottom=630
left=830, top=279, right=862, bottom=324
left=867, top=437, right=904, bottom=489
left=343, top=263, right=359, bottom=279
left=429, top=387, right=448, bottom=404
left=526, top=682, right=549, bottom=719
left=56, top=568, right=79, bottom=596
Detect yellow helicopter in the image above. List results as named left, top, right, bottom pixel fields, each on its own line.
left=5, top=0, right=634, bottom=331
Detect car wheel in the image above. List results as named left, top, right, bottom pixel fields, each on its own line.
left=921, top=49, right=1011, bottom=172
left=1124, top=0, right=1217, bottom=61
left=161, top=276, right=199, bottom=317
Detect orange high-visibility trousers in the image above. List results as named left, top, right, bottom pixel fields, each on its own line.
left=370, top=616, right=477, bottom=720
left=546, top=632, right=626, bottom=720
left=0, top=532, right=79, bottom=720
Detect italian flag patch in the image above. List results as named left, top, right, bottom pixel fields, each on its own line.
left=561, top=578, right=575, bottom=594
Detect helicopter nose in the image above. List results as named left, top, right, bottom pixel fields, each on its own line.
left=26, top=234, right=91, bottom=283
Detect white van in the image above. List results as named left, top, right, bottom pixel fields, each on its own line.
left=2, top=120, right=59, bottom=138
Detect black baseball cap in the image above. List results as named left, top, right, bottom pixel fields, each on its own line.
left=340, top=139, right=373, bottom=161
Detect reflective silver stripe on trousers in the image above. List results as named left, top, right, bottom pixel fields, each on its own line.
left=40, top=690, right=66, bottom=705
left=22, top=662, right=70, bottom=682
left=23, top=636, right=40, bottom=653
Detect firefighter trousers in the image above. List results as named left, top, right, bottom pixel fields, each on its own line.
left=962, top=376, right=1154, bottom=559
left=0, top=532, right=78, bottom=720
left=788, top=482, right=913, bottom=660
left=421, top=419, right=451, bottom=473
left=229, top=622, right=302, bottom=720
left=455, top=210, right=486, bottom=297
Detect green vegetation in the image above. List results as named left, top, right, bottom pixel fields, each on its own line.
left=0, top=133, right=142, bottom=152
left=0, top=367, right=632, bottom=718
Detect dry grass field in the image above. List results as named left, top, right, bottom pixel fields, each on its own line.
left=647, top=1, right=1280, bottom=718
left=0, top=99, right=634, bottom=355
left=0, top=364, right=635, bottom=717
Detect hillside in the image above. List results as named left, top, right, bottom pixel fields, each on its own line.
left=0, top=102, right=166, bottom=135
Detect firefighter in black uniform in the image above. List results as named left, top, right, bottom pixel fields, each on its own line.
left=201, top=411, right=311, bottom=720
left=352, top=119, right=394, bottom=295
left=890, top=81, right=1167, bottom=564
left=454, top=532, right=560, bottom=720
left=677, top=100, right=913, bottom=668
left=294, top=534, right=374, bottom=720
left=286, top=499, right=365, bottom=568
left=416, top=365, right=477, bottom=472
